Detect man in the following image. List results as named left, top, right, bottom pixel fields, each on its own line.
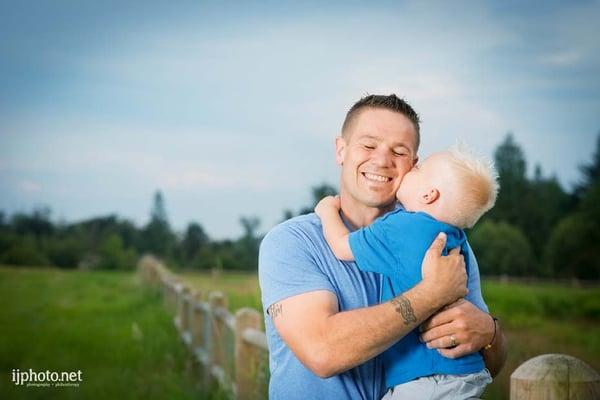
left=259, top=94, right=507, bottom=399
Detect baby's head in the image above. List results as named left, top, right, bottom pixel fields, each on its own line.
left=397, top=145, right=499, bottom=229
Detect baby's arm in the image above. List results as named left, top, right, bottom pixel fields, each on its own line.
left=314, top=196, right=355, bottom=261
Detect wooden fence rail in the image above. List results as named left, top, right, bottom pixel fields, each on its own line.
left=138, top=255, right=599, bottom=400
left=138, top=255, right=268, bottom=400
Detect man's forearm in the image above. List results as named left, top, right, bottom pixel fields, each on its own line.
left=314, top=282, right=443, bottom=376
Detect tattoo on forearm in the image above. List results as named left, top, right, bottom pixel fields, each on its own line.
left=268, top=303, right=283, bottom=319
left=391, top=296, right=417, bottom=325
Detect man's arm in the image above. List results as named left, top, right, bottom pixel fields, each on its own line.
left=270, top=233, right=467, bottom=377
left=314, top=196, right=354, bottom=261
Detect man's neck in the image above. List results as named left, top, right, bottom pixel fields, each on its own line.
left=339, top=195, right=395, bottom=230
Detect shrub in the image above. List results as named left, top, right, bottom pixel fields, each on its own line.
left=469, top=220, right=536, bottom=276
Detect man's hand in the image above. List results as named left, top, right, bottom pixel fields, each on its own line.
left=419, top=300, right=494, bottom=359
left=315, top=195, right=341, bottom=218
left=420, top=232, right=468, bottom=309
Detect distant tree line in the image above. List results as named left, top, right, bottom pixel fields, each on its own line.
left=0, top=132, right=598, bottom=279
left=0, top=191, right=262, bottom=271
left=469, top=133, right=599, bottom=280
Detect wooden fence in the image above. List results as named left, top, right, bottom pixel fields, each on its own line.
left=138, top=255, right=269, bottom=399
left=138, top=256, right=600, bottom=400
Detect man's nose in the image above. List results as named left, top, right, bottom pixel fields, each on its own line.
left=371, top=148, right=394, bottom=167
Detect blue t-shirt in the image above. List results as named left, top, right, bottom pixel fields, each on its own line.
left=349, top=209, right=487, bottom=388
left=259, top=212, right=488, bottom=399
left=259, top=213, right=385, bottom=400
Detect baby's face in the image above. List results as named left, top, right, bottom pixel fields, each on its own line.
left=396, top=153, right=448, bottom=210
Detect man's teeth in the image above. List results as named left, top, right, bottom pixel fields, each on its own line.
left=363, top=172, right=391, bottom=182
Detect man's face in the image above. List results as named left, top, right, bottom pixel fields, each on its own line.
left=336, top=108, right=418, bottom=209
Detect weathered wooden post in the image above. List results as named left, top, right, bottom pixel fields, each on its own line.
left=147, top=259, right=158, bottom=285
left=189, top=291, right=204, bottom=349
left=184, top=290, right=202, bottom=352
left=235, top=308, right=263, bottom=400
left=181, top=286, right=191, bottom=333
left=209, top=291, right=228, bottom=376
left=511, top=353, right=600, bottom=399
left=161, top=276, right=170, bottom=309
left=176, top=284, right=190, bottom=331
left=166, top=280, right=175, bottom=313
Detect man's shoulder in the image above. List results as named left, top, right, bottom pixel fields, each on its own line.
left=262, top=213, right=322, bottom=243
left=265, top=213, right=322, bottom=239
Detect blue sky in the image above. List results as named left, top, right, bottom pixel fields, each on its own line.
left=1, top=1, right=599, bottom=239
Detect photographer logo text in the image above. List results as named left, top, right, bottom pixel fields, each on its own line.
left=12, top=368, right=83, bottom=387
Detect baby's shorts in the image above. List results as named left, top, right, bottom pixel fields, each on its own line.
left=381, top=369, right=492, bottom=400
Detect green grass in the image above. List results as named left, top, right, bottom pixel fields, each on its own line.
left=3, top=267, right=597, bottom=400
left=480, top=279, right=600, bottom=399
left=179, top=270, right=262, bottom=313
left=0, top=266, right=208, bottom=400
left=179, top=271, right=600, bottom=400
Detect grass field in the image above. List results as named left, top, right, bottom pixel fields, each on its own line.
left=179, top=270, right=600, bottom=400
left=2, top=266, right=598, bottom=399
left=0, top=266, right=211, bottom=400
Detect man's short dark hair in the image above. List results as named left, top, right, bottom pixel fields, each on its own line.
left=341, top=94, right=421, bottom=151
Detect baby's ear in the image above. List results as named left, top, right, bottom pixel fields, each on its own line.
left=420, top=188, right=439, bottom=204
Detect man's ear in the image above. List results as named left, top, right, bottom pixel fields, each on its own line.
left=335, top=136, right=346, bottom=165
left=419, top=188, right=439, bottom=204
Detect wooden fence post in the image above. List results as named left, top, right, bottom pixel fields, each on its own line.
left=161, top=277, right=170, bottom=310
left=181, top=287, right=191, bottom=333
left=175, top=283, right=190, bottom=333
left=511, top=353, right=600, bottom=399
left=235, top=308, right=262, bottom=400
left=209, top=291, right=228, bottom=375
left=166, top=280, right=176, bottom=314
left=189, top=291, right=204, bottom=349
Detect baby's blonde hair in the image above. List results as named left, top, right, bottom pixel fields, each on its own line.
left=444, top=144, right=499, bottom=229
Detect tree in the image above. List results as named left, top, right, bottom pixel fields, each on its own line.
left=469, top=220, right=536, bottom=276
left=495, top=133, right=526, bottom=179
left=0, top=211, right=7, bottom=231
left=544, top=144, right=600, bottom=280
left=44, top=235, right=85, bottom=269
left=0, top=234, right=49, bottom=266
left=484, top=134, right=570, bottom=259
left=150, top=191, right=168, bottom=224
left=140, top=190, right=175, bottom=258
left=235, top=216, right=262, bottom=270
left=240, top=216, right=260, bottom=238
left=181, top=222, right=209, bottom=265
left=520, top=165, right=570, bottom=257
left=298, top=183, right=337, bottom=215
left=11, top=207, right=54, bottom=238
left=487, top=133, right=529, bottom=225
left=573, top=132, right=600, bottom=201
left=97, top=233, right=136, bottom=270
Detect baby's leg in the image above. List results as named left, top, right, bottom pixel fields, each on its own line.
left=381, top=376, right=437, bottom=400
left=381, top=370, right=492, bottom=400
left=429, top=370, right=492, bottom=400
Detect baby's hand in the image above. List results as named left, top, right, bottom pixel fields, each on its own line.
left=314, top=195, right=341, bottom=217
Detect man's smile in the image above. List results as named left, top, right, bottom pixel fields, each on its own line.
left=361, top=172, right=393, bottom=183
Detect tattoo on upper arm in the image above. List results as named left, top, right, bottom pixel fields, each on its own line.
left=268, top=303, right=283, bottom=319
left=391, top=296, right=417, bottom=325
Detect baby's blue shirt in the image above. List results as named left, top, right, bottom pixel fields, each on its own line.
left=349, top=209, right=486, bottom=388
